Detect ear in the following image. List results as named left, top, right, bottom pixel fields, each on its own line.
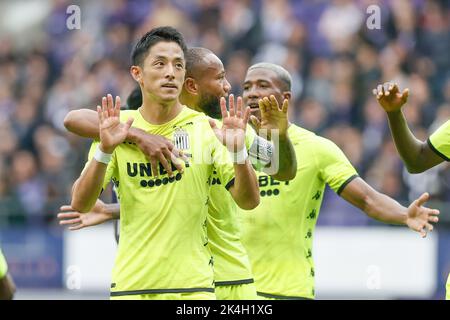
left=282, top=91, right=292, bottom=101
left=130, top=66, right=143, bottom=85
left=184, top=77, right=199, bottom=95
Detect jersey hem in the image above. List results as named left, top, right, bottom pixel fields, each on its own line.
left=257, top=291, right=313, bottom=300
left=214, top=278, right=254, bottom=287
left=110, top=287, right=215, bottom=296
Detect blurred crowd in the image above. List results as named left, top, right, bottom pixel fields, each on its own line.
left=0, top=0, right=449, bottom=227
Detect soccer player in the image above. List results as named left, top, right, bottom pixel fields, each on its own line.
left=237, top=63, right=440, bottom=300
left=60, top=47, right=296, bottom=299
left=373, top=82, right=449, bottom=299
left=70, top=27, right=260, bottom=300
left=0, top=248, right=16, bottom=300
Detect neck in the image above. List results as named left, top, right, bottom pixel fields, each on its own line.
left=140, top=91, right=183, bottom=125
left=180, top=90, right=202, bottom=113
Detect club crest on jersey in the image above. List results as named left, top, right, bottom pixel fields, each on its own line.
left=174, top=128, right=190, bottom=150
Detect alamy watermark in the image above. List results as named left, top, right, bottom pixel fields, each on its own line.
left=66, top=5, right=81, bottom=30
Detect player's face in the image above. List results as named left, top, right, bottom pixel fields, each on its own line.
left=242, top=68, right=285, bottom=121
left=195, top=53, right=231, bottom=119
left=139, top=41, right=185, bottom=103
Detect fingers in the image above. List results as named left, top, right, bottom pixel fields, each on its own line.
left=242, top=106, right=251, bottom=125
left=220, top=97, right=228, bottom=119
left=229, top=94, right=235, bottom=117
left=97, top=105, right=103, bottom=122
left=69, top=224, right=86, bottom=231
left=59, top=218, right=82, bottom=225
left=114, top=95, right=121, bottom=117
left=107, top=94, right=114, bottom=117
left=57, top=212, right=80, bottom=219
left=236, top=96, right=243, bottom=118
left=416, top=192, right=430, bottom=207
left=60, top=205, right=73, bottom=211
left=258, top=99, right=267, bottom=118
left=209, top=118, right=224, bottom=144
left=428, top=214, right=439, bottom=223
left=150, top=158, right=159, bottom=178
left=250, top=115, right=261, bottom=130
left=158, top=151, right=173, bottom=177
left=400, top=88, right=409, bottom=104
left=169, top=152, right=184, bottom=174
left=269, top=95, right=280, bottom=110
left=281, top=99, right=289, bottom=113
left=124, top=117, right=134, bottom=130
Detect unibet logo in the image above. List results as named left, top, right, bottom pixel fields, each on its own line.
left=260, top=189, right=279, bottom=197
left=126, top=161, right=187, bottom=188
left=259, top=175, right=288, bottom=197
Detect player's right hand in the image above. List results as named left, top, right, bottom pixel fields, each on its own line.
left=98, top=94, right=134, bottom=154
left=57, top=199, right=112, bottom=230
left=373, top=82, right=409, bottom=113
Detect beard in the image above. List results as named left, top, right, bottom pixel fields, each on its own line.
left=198, top=93, right=222, bottom=119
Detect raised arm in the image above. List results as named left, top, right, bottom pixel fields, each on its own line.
left=250, top=95, right=297, bottom=180
left=209, top=95, right=260, bottom=210
left=64, top=107, right=184, bottom=177
left=71, top=95, right=133, bottom=213
left=340, top=177, right=439, bottom=237
left=374, top=82, right=443, bottom=173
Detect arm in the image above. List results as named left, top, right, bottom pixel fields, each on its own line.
left=0, top=274, right=15, bottom=300
left=228, top=161, right=260, bottom=210
left=64, top=109, right=184, bottom=176
left=210, top=95, right=260, bottom=210
left=58, top=199, right=120, bottom=231
left=374, top=83, right=443, bottom=173
left=250, top=95, right=297, bottom=180
left=340, top=177, right=439, bottom=237
left=71, top=95, right=133, bottom=213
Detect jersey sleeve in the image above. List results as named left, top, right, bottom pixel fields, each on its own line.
left=428, top=120, right=450, bottom=161
left=315, top=137, right=359, bottom=195
left=81, top=140, right=117, bottom=190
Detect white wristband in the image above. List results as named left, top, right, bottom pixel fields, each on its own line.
left=229, top=147, right=249, bottom=164
left=94, top=145, right=112, bottom=165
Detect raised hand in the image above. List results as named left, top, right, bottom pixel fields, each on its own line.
left=250, top=95, right=289, bottom=138
left=406, top=192, right=440, bottom=238
left=209, top=94, right=250, bottom=153
left=57, top=199, right=112, bottom=231
left=373, top=82, right=409, bottom=113
left=98, top=94, right=134, bottom=153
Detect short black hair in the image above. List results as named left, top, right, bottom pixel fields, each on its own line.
left=125, top=87, right=142, bottom=110
left=131, top=26, right=188, bottom=67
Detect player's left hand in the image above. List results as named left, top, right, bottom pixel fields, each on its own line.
left=209, top=94, right=250, bottom=153
left=406, top=192, right=440, bottom=238
left=250, top=95, right=289, bottom=139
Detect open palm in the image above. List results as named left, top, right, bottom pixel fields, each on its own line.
left=406, top=192, right=440, bottom=238
left=209, top=94, right=250, bottom=153
left=98, top=94, right=134, bottom=153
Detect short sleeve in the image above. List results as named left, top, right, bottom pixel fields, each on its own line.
left=428, top=120, right=450, bottom=161
left=315, top=137, right=359, bottom=195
